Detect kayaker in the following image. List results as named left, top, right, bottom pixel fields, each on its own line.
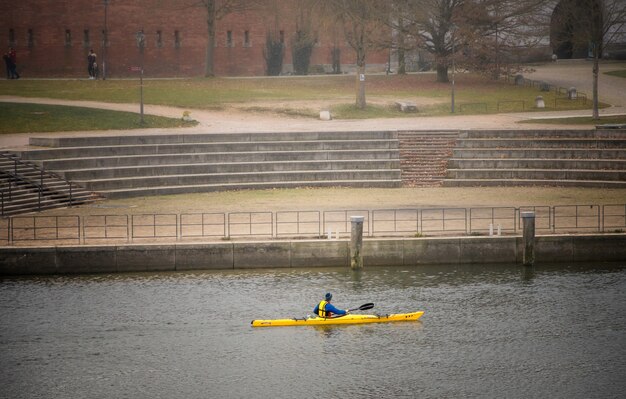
left=313, top=293, right=349, bottom=318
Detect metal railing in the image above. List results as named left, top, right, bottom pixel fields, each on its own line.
left=1, top=152, right=80, bottom=217
left=1, top=204, right=624, bottom=246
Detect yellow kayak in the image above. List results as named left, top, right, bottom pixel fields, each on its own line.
left=251, top=311, right=424, bottom=327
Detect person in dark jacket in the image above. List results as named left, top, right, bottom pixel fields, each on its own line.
left=313, top=293, right=348, bottom=318
left=7, top=47, right=19, bottom=79
left=87, top=49, right=97, bottom=79
left=3, top=53, right=11, bottom=79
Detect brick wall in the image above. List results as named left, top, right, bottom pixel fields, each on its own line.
left=0, top=0, right=389, bottom=78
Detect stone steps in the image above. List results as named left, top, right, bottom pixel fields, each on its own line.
left=1, top=151, right=99, bottom=217
left=452, top=148, right=626, bottom=159
left=60, top=159, right=399, bottom=180
left=448, top=158, right=626, bottom=170
left=447, top=168, right=625, bottom=181
left=443, top=129, right=626, bottom=188
left=444, top=179, right=625, bottom=188
left=39, top=149, right=398, bottom=170
left=398, top=131, right=459, bottom=187
left=81, top=169, right=402, bottom=191
left=29, top=131, right=398, bottom=147
left=100, top=179, right=401, bottom=199
left=20, top=139, right=398, bottom=160
left=15, top=131, right=402, bottom=198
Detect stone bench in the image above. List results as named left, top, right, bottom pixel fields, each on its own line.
left=395, top=101, right=418, bottom=113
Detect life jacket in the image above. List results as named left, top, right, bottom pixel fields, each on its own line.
left=317, top=300, right=332, bottom=318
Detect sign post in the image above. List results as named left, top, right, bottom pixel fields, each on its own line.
left=129, top=66, right=144, bottom=124
left=135, top=30, right=145, bottom=124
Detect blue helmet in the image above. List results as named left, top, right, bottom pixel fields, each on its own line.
left=325, top=292, right=332, bottom=301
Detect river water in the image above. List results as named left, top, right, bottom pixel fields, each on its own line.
left=1, top=263, right=625, bottom=399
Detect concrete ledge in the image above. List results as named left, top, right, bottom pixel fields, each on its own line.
left=116, top=244, right=176, bottom=272
left=175, top=243, right=234, bottom=270
left=291, top=240, right=349, bottom=267
left=0, top=247, right=58, bottom=275
left=55, top=246, right=117, bottom=274
left=233, top=242, right=292, bottom=268
left=1, top=234, right=625, bottom=275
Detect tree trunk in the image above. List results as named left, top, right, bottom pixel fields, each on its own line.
left=397, top=48, right=406, bottom=75
left=204, top=2, right=216, bottom=77
left=436, top=63, right=449, bottom=83
left=592, top=49, right=599, bottom=120
left=356, top=63, right=366, bottom=109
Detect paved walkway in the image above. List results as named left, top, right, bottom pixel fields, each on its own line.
left=1, top=61, right=625, bottom=149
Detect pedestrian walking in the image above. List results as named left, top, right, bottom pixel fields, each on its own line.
left=7, top=47, right=19, bottom=79
left=87, top=49, right=97, bottom=79
left=2, top=53, right=11, bottom=79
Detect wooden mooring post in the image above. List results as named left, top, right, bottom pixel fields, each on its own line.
left=350, top=216, right=364, bottom=269
left=521, top=212, right=535, bottom=266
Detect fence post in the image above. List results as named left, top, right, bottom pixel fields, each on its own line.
left=521, top=212, right=535, bottom=266
left=350, top=216, right=364, bottom=269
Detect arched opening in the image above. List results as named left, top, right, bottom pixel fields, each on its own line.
left=550, top=0, right=603, bottom=59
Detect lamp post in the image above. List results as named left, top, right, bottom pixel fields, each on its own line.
left=451, top=26, right=456, bottom=113
left=102, top=0, right=108, bottom=80
left=136, top=29, right=145, bottom=124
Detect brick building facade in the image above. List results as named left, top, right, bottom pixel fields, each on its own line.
left=1, top=0, right=389, bottom=78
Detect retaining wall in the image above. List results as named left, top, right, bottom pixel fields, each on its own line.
left=1, top=234, right=625, bottom=275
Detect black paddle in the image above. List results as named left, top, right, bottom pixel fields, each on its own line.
left=348, top=302, right=374, bottom=312
left=327, top=302, right=374, bottom=319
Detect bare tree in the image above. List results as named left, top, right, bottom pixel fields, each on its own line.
left=553, top=0, right=626, bottom=119
left=459, top=0, right=547, bottom=79
left=320, top=0, right=389, bottom=109
left=391, top=0, right=465, bottom=83
left=196, top=0, right=259, bottom=77
left=292, top=3, right=318, bottom=75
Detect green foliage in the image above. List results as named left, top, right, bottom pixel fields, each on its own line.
left=292, top=29, right=315, bottom=75
left=264, top=33, right=284, bottom=76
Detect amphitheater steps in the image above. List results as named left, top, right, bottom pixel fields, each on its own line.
left=444, top=129, right=626, bottom=188
left=398, top=131, right=459, bottom=187
left=14, top=131, right=402, bottom=198
left=1, top=151, right=99, bottom=217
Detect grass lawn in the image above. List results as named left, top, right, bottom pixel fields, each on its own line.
left=604, top=69, right=626, bottom=78
left=0, top=102, right=198, bottom=134
left=0, top=73, right=603, bottom=120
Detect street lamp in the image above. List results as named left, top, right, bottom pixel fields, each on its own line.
left=102, top=0, right=108, bottom=80
left=136, top=29, right=145, bottom=124
left=451, top=25, right=457, bottom=113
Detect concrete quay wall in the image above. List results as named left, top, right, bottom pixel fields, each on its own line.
left=1, top=234, right=625, bottom=275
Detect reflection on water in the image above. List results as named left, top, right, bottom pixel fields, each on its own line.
left=1, top=263, right=625, bottom=399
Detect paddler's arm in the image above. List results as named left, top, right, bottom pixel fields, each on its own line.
left=325, top=303, right=348, bottom=315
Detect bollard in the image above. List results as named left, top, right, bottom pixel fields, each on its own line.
left=521, top=212, right=535, bottom=266
left=350, top=216, right=364, bottom=269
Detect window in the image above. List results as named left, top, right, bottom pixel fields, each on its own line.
left=9, top=28, right=16, bottom=46
left=27, top=29, right=34, bottom=47
left=279, top=30, right=285, bottom=44
left=244, top=30, right=250, bottom=47
left=174, top=30, right=181, bottom=48
left=226, top=30, right=233, bottom=47
left=65, top=29, right=72, bottom=47
left=83, top=29, right=90, bottom=48
left=156, top=30, right=163, bottom=48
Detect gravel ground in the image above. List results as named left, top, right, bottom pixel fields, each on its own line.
left=33, top=186, right=626, bottom=217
